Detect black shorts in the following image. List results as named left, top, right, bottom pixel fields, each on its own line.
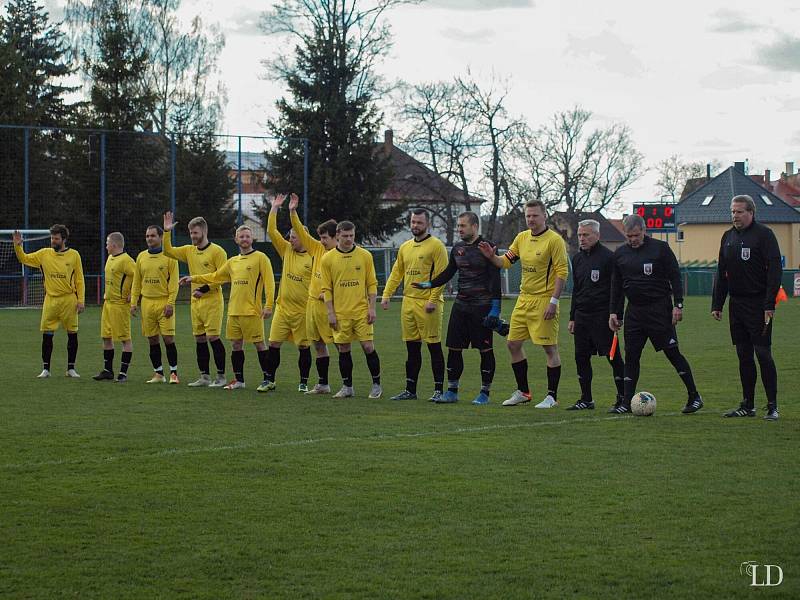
left=573, top=312, right=614, bottom=357
left=729, top=296, right=772, bottom=346
left=446, top=302, right=493, bottom=351
left=624, top=299, right=678, bottom=353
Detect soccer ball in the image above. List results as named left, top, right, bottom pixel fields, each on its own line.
left=631, top=391, right=656, bottom=416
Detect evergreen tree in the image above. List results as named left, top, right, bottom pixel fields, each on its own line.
left=0, top=0, right=77, bottom=125
left=265, top=2, right=402, bottom=241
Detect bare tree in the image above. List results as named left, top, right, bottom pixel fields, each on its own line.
left=654, top=155, right=715, bottom=201
left=66, top=0, right=226, bottom=134
left=535, top=106, right=645, bottom=251
left=396, top=80, right=481, bottom=244
left=456, top=72, right=525, bottom=241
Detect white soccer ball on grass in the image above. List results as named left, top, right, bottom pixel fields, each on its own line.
left=630, top=391, right=656, bottom=416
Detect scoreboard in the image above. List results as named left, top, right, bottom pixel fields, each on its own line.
left=632, top=203, right=677, bottom=232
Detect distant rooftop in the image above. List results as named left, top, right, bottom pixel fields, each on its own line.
left=224, top=151, right=271, bottom=171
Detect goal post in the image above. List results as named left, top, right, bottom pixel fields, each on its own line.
left=0, top=229, right=51, bottom=307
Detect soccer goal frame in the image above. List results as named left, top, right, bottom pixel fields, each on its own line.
left=0, top=229, right=51, bottom=307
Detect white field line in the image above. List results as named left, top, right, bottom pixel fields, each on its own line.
left=1, top=412, right=685, bottom=471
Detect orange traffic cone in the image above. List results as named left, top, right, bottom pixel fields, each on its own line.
left=776, top=286, right=788, bottom=305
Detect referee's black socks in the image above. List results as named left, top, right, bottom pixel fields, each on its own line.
left=576, top=354, right=592, bottom=400
left=664, top=347, right=697, bottom=395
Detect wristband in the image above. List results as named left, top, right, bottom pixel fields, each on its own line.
left=550, top=297, right=559, bottom=305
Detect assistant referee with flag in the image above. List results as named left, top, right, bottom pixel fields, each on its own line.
left=712, top=195, right=782, bottom=420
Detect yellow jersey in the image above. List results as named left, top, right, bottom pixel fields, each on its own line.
left=14, top=245, right=85, bottom=302
left=162, top=230, right=228, bottom=299
left=131, top=249, right=179, bottom=305
left=320, top=246, right=378, bottom=319
left=103, top=252, right=136, bottom=304
left=268, top=211, right=312, bottom=313
left=192, top=250, right=275, bottom=316
left=501, top=228, right=568, bottom=297
left=382, top=234, right=449, bottom=302
left=290, top=210, right=331, bottom=300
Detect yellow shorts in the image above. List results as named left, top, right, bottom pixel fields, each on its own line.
left=508, top=295, right=559, bottom=345
left=226, top=314, right=265, bottom=343
left=306, top=298, right=333, bottom=344
left=40, top=294, right=78, bottom=332
left=333, top=317, right=374, bottom=344
left=191, top=296, right=224, bottom=337
left=101, top=302, right=131, bottom=341
left=401, top=298, right=443, bottom=343
left=269, top=305, right=309, bottom=346
left=140, top=296, right=176, bottom=337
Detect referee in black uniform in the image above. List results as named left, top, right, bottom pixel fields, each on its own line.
left=712, top=195, right=782, bottom=420
left=413, top=211, right=501, bottom=405
left=567, top=219, right=625, bottom=411
left=609, top=214, right=703, bottom=414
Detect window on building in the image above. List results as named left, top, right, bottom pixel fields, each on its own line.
left=677, top=230, right=685, bottom=242
left=760, top=194, right=773, bottom=206
left=701, top=195, right=714, bottom=206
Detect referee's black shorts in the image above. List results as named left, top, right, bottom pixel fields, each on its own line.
left=446, top=302, right=493, bottom=351
left=623, top=298, right=678, bottom=354
left=573, top=310, right=614, bottom=357
left=729, top=295, right=772, bottom=346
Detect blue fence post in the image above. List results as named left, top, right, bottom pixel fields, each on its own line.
left=237, top=136, right=243, bottom=226
left=100, top=133, right=107, bottom=295
left=23, top=127, right=29, bottom=229
left=170, top=135, right=176, bottom=216
left=303, top=138, right=309, bottom=224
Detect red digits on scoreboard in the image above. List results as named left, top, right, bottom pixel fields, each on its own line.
left=636, top=206, right=645, bottom=217
left=664, top=206, right=673, bottom=217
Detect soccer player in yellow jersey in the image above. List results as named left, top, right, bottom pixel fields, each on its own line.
left=381, top=209, right=449, bottom=401
left=479, top=200, right=569, bottom=407
left=12, top=224, right=85, bottom=378
left=93, top=232, right=136, bottom=382
left=263, top=193, right=314, bottom=392
left=131, top=225, right=180, bottom=384
left=289, top=198, right=338, bottom=394
left=180, top=225, right=275, bottom=390
left=320, top=221, right=382, bottom=399
left=163, top=212, right=228, bottom=387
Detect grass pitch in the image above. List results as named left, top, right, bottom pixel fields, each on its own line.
left=1, top=297, right=798, bottom=599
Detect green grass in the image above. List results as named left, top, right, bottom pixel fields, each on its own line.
left=1, top=297, right=798, bottom=599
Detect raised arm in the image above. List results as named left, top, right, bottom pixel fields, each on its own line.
left=289, top=201, right=322, bottom=255
left=12, top=233, right=43, bottom=268
left=162, top=213, right=189, bottom=262
left=267, top=195, right=290, bottom=258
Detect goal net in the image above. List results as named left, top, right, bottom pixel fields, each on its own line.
left=0, top=230, right=51, bottom=307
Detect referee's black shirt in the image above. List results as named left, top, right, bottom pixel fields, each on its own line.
left=429, top=236, right=501, bottom=307
left=610, top=236, right=683, bottom=315
left=570, top=242, right=614, bottom=320
left=712, top=220, right=782, bottom=311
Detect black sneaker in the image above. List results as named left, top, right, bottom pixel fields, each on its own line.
left=764, top=407, right=779, bottom=421
left=114, top=374, right=128, bottom=383
left=682, top=393, right=704, bottom=414
left=608, top=395, right=624, bottom=413
left=390, top=390, right=417, bottom=401
left=723, top=404, right=755, bottom=418
left=92, top=370, right=114, bottom=381
left=567, top=400, right=595, bottom=411
left=429, top=391, right=443, bottom=403
left=610, top=404, right=631, bottom=414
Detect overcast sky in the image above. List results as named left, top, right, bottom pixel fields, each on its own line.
left=49, top=0, right=800, bottom=212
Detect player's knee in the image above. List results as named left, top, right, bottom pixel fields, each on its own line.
left=269, top=341, right=282, bottom=349
left=231, top=340, right=244, bottom=351
left=195, top=334, right=207, bottom=343
left=337, top=343, right=351, bottom=353
left=361, top=341, right=374, bottom=353
left=753, top=345, right=773, bottom=362
left=148, top=336, right=160, bottom=345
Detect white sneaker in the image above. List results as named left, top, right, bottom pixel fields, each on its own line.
left=37, top=369, right=51, bottom=379
left=188, top=374, right=212, bottom=387
left=65, top=369, right=81, bottom=378
left=306, top=384, right=331, bottom=395
left=502, top=390, right=532, bottom=406
left=209, top=375, right=227, bottom=388
left=368, top=383, right=383, bottom=399
left=535, top=394, right=558, bottom=409
left=333, top=386, right=354, bottom=398
left=223, top=379, right=245, bottom=390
